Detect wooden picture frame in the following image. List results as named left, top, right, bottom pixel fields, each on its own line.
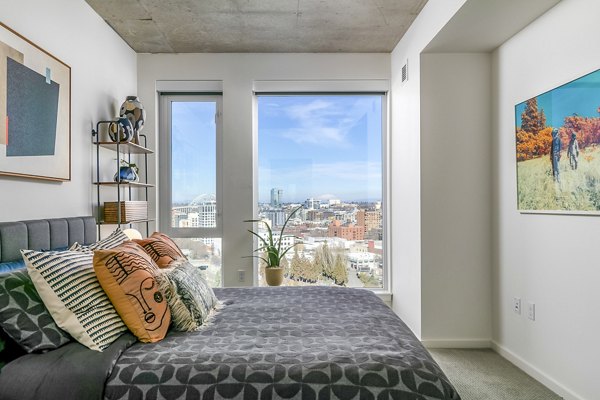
left=0, top=22, right=71, bottom=181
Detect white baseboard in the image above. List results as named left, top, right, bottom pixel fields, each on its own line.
left=422, top=339, right=492, bottom=348
left=491, top=341, right=584, bottom=400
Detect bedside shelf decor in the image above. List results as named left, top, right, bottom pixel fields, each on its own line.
left=92, top=117, right=153, bottom=238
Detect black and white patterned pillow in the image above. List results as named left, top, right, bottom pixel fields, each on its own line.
left=21, top=249, right=127, bottom=351
left=157, top=261, right=220, bottom=332
left=0, top=269, right=71, bottom=352
left=69, top=228, right=128, bottom=252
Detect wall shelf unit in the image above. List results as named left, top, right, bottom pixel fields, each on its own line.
left=92, top=120, right=153, bottom=238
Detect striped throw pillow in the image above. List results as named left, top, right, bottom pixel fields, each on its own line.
left=69, top=228, right=128, bottom=252
left=21, top=249, right=127, bottom=351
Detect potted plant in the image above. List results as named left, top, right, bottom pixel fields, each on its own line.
left=245, top=205, right=302, bottom=286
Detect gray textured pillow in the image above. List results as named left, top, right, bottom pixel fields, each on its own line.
left=157, top=261, right=220, bottom=332
left=69, top=228, right=128, bottom=252
left=0, top=269, right=71, bottom=352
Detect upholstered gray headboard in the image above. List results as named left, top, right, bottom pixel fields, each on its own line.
left=0, top=216, right=96, bottom=263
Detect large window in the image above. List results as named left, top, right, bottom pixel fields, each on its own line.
left=257, top=94, right=386, bottom=288
left=159, top=95, right=222, bottom=287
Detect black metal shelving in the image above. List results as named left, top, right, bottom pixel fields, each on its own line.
left=92, top=120, right=153, bottom=239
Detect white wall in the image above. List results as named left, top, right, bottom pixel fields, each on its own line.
left=0, top=1, right=137, bottom=222
left=137, top=53, right=390, bottom=287
left=420, top=53, right=492, bottom=346
left=492, top=0, right=599, bottom=399
left=390, top=0, right=467, bottom=338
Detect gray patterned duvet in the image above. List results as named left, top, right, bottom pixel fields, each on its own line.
left=105, top=286, right=460, bottom=400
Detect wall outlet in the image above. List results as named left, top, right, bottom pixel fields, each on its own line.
left=238, top=270, right=245, bottom=282
left=513, top=297, right=521, bottom=314
left=527, top=302, right=535, bottom=321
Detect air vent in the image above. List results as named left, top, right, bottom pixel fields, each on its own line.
left=402, top=60, right=408, bottom=83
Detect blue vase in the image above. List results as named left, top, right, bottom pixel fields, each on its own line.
left=114, top=166, right=139, bottom=183
left=108, top=117, right=135, bottom=143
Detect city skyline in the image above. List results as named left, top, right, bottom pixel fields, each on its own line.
left=173, top=192, right=382, bottom=206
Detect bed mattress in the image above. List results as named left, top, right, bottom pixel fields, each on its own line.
left=0, top=286, right=460, bottom=400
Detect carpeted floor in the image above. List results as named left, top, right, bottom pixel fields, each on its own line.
left=429, top=349, right=562, bottom=400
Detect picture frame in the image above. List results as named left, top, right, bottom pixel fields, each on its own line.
left=515, top=68, right=600, bottom=215
left=0, top=22, right=71, bottom=181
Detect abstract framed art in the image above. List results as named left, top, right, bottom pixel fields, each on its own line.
left=515, top=68, right=600, bottom=214
left=0, top=22, right=70, bottom=181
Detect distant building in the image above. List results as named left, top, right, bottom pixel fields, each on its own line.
left=304, top=198, right=320, bottom=210
left=350, top=242, right=368, bottom=253
left=328, top=220, right=364, bottom=240
left=172, top=211, right=186, bottom=227
left=356, top=209, right=382, bottom=231
left=306, top=209, right=323, bottom=222
left=348, top=252, right=377, bottom=273
left=367, top=240, right=383, bottom=255
left=173, top=194, right=217, bottom=228
left=264, top=209, right=286, bottom=227
left=270, top=188, right=283, bottom=207
left=328, top=199, right=341, bottom=206
left=190, top=194, right=217, bottom=228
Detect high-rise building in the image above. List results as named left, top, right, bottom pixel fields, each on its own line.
left=356, top=209, right=382, bottom=231
left=270, top=188, right=283, bottom=207
left=187, top=194, right=217, bottom=228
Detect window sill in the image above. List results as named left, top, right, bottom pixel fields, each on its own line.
left=369, top=290, right=392, bottom=304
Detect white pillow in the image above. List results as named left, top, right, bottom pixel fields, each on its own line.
left=21, top=249, right=127, bottom=351
left=69, top=228, right=129, bottom=252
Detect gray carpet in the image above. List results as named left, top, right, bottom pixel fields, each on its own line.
left=429, top=349, right=562, bottom=400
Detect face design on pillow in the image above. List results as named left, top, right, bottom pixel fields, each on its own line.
left=105, top=252, right=169, bottom=332
left=136, top=276, right=164, bottom=326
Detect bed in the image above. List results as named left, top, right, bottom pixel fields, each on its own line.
left=0, top=216, right=461, bottom=400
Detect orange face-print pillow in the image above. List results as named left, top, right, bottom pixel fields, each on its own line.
left=94, top=241, right=171, bottom=342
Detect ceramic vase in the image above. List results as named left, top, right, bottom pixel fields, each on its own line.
left=120, top=96, right=146, bottom=145
left=114, top=166, right=139, bottom=183
left=108, top=117, right=134, bottom=143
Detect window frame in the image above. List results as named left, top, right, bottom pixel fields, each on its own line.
left=158, top=93, right=223, bottom=239
left=252, top=88, right=391, bottom=295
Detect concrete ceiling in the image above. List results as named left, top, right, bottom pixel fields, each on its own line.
left=424, top=0, right=562, bottom=53
left=85, top=0, right=428, bottom=53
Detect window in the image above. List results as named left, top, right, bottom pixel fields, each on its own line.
left=257, top=94, right=386, bottom=288
left=159, top=94, right=222, bottom=287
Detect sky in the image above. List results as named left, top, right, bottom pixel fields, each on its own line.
left=258, top=95, right=383, bottom=203
left=171, top=101, right=216, bottom=204
left=516, top=68, right=600, bottom=129
left=169, top=95, right=383, bottom=204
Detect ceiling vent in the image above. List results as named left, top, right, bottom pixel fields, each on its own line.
left=401, top=60, right=408, bottom=83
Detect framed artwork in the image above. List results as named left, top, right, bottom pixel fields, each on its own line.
left=515, top=68, right=600, bottom=214
left=0, top=22, right=70, bottom=181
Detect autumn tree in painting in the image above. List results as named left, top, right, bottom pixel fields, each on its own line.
left=516, top=97, right=552, bottom=161
left=562, top=114, right=600, bottom=150
left=521, top=98, right=546, bottom=135
left=516, top=127, right=553, bottom=161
